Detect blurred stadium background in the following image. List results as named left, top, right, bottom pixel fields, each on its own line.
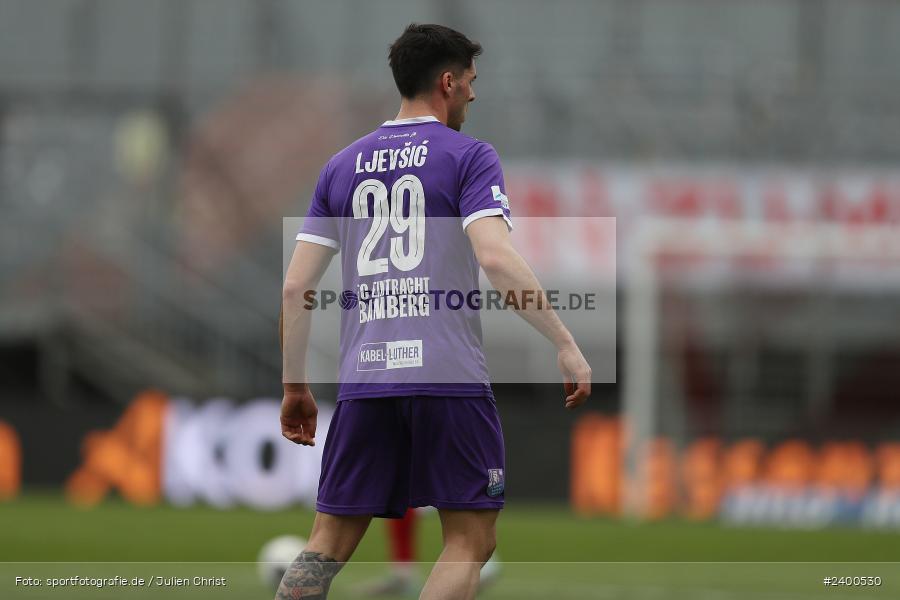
left=2, top=0, right=900, bottom=598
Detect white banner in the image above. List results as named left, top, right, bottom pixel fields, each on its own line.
left=162, top=398, right=333, bottom=511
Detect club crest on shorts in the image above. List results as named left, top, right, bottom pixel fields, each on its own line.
left=486, top=468, right=504, bottom=497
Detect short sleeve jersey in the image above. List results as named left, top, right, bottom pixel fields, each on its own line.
left=298, top=115, right=512, bottom=401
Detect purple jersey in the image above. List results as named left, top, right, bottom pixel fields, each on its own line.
left=297, top=115, right=512, bottom=401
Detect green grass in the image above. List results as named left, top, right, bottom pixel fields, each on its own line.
left=2, top=492, right=899, bottom=599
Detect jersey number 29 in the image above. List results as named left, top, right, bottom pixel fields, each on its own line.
left=352, top=175, right=425, bottom=276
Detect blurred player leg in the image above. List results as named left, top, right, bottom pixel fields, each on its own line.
left=275, top=512, right=371, bottom=600
left=419, top=509, right=498, bottom=600
left=358, top=508, right=420, bottom=596
left=389, top=508, right=417, bottom=571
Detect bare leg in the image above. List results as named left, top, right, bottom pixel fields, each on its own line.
left=419, top=509, right=498, bottom=600
left=275, top=512, right=372, bottom=600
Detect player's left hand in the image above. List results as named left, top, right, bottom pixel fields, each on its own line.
left=557, top=343, right=591, bottom=410
left=281, top=385, right=318, bottom=446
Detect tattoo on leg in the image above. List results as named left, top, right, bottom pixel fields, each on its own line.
left=275, top=551, right=344, bottom=600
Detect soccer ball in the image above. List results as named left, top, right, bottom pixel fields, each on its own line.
left=256, top=535, right=307, bottom=590
left=480, top=553, right=502, bottom=588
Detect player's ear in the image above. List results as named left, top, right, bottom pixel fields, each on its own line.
left=441, top=71, right=453, bottom=94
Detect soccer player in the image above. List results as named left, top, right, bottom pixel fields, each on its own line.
left=279, top=23, right=591, bottom=600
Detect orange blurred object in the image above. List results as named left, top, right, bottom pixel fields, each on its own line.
left=764, top=440, right=816, bottom=490
left=64, top=390, right=168, bottom=507
left=642, top=438, right=678, bottom=519
left=681, top=437, right=723, bottom=519
left=0, top=421, right=22, bottom=500
left=570, top=416, right=895, bottom=520
left=816, top=442, right=874, bottom=499
left=570, top=414, right=622, bottom=515
left=876, top=443, right=900, bottom=490
left=721, top=438, right=765, bottom=490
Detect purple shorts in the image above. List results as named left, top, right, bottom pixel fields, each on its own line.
left=316, top=395, right=505, bottom=518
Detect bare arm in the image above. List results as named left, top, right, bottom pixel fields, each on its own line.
left=466, top=216, right=591, bottom=408
left=281, top=240, right=336, bottom=445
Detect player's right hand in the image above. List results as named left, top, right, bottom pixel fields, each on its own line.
left=557, top=344, right=591, bottom=410
left=281, top=385, right=318, bottom=446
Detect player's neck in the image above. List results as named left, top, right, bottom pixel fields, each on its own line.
left=394, top=98, right=446, bottom=126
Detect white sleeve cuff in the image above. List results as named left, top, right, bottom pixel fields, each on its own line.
left=461, top=208, right=513, bottom=232
left=296, top=233, right=340, bottom=250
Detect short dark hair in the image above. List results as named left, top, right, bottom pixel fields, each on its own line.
left=388, top=23, right=482, bottom=99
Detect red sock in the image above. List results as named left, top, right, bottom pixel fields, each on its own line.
left=388, top=508, right=417, bottom=564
